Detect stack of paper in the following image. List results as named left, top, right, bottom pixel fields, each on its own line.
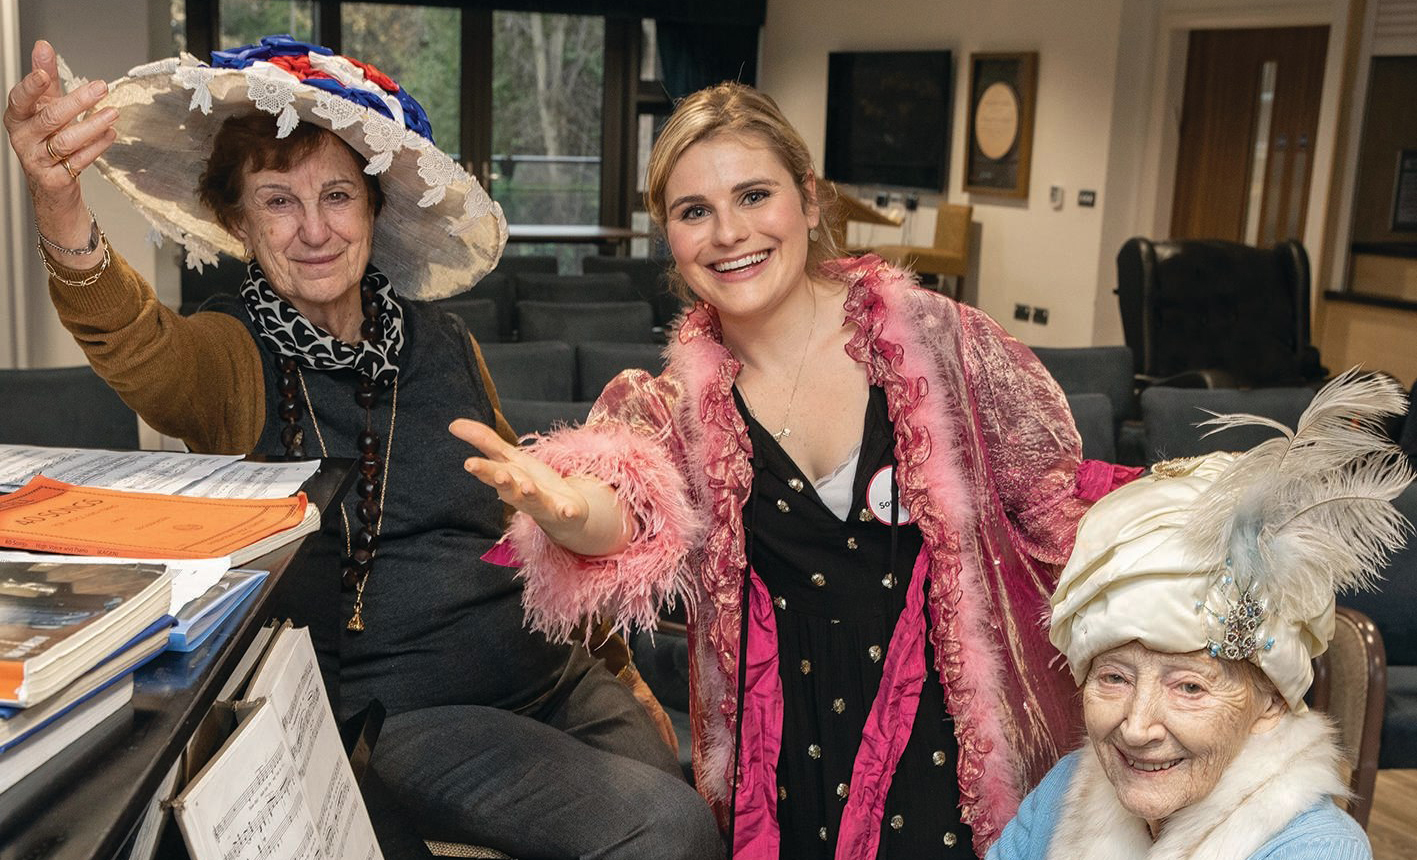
left=0, top=560, right=173, bottom=793
left=0, top=446, right=325, bottom=798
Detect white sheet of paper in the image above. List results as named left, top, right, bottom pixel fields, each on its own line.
left=172, top=701, right=324, bottom=860
left=246, top=627, right=381, bottom=860
left=178, top=460, right=321, bottom=499
left=0, top=445, right=242, bottom=495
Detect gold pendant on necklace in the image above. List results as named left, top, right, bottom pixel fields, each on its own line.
left=346, top=608, right=365, bottom=632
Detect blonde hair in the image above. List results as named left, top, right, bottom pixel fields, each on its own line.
left=644, top=82, right=843, bottom=301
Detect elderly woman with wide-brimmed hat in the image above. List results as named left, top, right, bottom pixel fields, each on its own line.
left=986, top=371, right=1412, bottom=860
left=3, top=35, right=720, bottom=860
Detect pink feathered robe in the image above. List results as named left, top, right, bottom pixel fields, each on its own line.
left=498, top=256, right=1133, bottom=856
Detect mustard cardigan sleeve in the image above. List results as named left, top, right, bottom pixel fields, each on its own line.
left=47, top=245, right=518, bottom=454
left=45, top=247, right=266, bottom=454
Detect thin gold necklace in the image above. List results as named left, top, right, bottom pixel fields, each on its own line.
left=298, top=368, right=398, bottom=632
left=743, top=291, right=817, bottom=442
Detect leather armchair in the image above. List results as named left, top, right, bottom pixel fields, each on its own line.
left=1116, top=237, right=1326, bottom=389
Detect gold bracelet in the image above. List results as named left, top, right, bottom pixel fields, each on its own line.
left=36, top=210, right=102, bottom=256
left=37, top=235, right=111, bottom=287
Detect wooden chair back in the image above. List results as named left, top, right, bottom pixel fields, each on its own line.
left=1310, top=605, right=1387, bottom=829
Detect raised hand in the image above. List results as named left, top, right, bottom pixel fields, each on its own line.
left=3, top=40, right=119, bottom=260
left=450, top=418, right=630, bottom=556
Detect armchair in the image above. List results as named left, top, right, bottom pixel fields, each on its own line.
left=1309, top=606, right=1386, bottom=829
left=0, top=366, right=139, bottom=449
left=1115, top=237, right=1326, bottom=388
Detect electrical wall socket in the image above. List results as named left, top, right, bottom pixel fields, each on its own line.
left=1032, top=307, right=1049, bottom=325
left=1014, top=303, right=1031, bottom=321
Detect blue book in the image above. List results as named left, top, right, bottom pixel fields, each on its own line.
left=169, top=569, right=268, bottom=652
left=0, top=615, right=172, bottom=751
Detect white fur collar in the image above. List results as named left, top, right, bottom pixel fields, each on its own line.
left=1047, top=710, right=1348, bottom=860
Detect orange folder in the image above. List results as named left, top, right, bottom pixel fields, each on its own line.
left=0, top=476, right=307, bottom=559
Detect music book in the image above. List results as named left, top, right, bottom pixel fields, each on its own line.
left=171, top=625, right=382, bottom=860
left=0, top=476, right=311, bottom=561
left=0, top=560, right=172, bottom=707
left=0, top=616, right=169, bottom=749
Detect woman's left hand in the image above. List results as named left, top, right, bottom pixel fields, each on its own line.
left=450, top=418, right=631, bottom=556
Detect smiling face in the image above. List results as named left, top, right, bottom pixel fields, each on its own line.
left=229, top=135, right=376, bottom=341
left=661, top=132, right=820, bottom=323
left=1083, top=641, right=1285, bottom=832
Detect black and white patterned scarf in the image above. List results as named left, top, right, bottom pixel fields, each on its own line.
left=240, top=260, right=405, bottom=386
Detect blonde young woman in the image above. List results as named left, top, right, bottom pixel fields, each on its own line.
left=454, top=82, right=1135, bottom=859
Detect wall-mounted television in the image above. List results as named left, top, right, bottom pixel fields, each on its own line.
left=824, top=50, right=954, bottom=191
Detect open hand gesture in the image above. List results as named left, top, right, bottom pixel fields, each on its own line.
left=3, top=40, right=118, bottom=254
left=450, top=419, right=629, bottom=556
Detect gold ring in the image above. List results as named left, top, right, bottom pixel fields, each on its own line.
left=44, top=136, right=64, bottom=163
left=61, top=157, right=79, bottom=181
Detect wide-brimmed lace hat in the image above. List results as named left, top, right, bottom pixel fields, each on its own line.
left=1050, top=371, right=1413, bottom=710
left=63, top=34, right=504, bottom=300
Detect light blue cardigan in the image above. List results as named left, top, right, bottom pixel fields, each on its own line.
left=987, top=751, right=1372, bottom=860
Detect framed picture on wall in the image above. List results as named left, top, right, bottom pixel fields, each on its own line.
left=963, top=52, right=1038, bottom=199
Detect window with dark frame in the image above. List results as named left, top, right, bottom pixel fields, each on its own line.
left=186, top=0, right=668, bottom=268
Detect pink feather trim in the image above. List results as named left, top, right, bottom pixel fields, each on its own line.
left=508, top=422, right=705, bottom=642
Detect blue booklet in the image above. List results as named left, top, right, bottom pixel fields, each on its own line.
left=0, top=615, right=172, bottom=751
left=169, top=569, right=269, bottom=652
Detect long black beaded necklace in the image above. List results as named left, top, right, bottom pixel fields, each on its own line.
left=275, top=278, right=398, bottom=633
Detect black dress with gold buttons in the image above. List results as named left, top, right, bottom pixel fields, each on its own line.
left=735, top=386, right=973, bottom=858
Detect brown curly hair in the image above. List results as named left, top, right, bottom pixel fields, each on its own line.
left=197, top=112, right=384, bottom=239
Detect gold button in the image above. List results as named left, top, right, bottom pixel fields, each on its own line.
left=818, top=827, right=828, bottom=841
left=778, top=786, right=787, bottom=801
left=890, top=814, right=904, bottom=830
left=800, top=659, right=812, bottom=674
left=774, top=595, right=787, bottom=610
left=868, top=645, right=883, bottom=662
left=777, top=499, right=790, bottom=513
left=858, top=507, right=873, bottom=521
left=881, top=572, right=897, bottom=589
left=846, top=537, right=858, bottom=550
left=808, top=743, right=821, bottom=759
left=932, top=750, right=947, bottom=766
left=942, top=831, right=957, bottom=847
left=832, top=698, right=845, bottom=714
left=810, top=572, right=826, bottom=587
left=788, top=478, right=804, bottom=492
left=835, top=782, right=849, bottom=798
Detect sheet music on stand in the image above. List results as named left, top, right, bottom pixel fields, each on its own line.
left=170, top=625, right=381, bottom=860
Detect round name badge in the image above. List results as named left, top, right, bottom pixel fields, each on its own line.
left=867, top=465, right=914, bottom=525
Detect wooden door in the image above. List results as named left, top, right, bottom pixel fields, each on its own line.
left=1170, top=26, right=1329, bottom=245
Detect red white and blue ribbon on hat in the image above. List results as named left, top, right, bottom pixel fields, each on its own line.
left=210, top=34, right=435, bottom=143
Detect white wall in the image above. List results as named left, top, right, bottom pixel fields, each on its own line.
left=6, top=0, right=179, bottom=369
left=760, top=0, right=1129, bottom=347
left=760, top=0, right=1351, bottom=347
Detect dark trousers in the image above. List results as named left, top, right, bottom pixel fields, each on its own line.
left=368, top=652, right=723, bottom=860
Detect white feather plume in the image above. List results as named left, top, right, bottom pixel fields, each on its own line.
left=1182, top=369, right=1414, bottom=620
